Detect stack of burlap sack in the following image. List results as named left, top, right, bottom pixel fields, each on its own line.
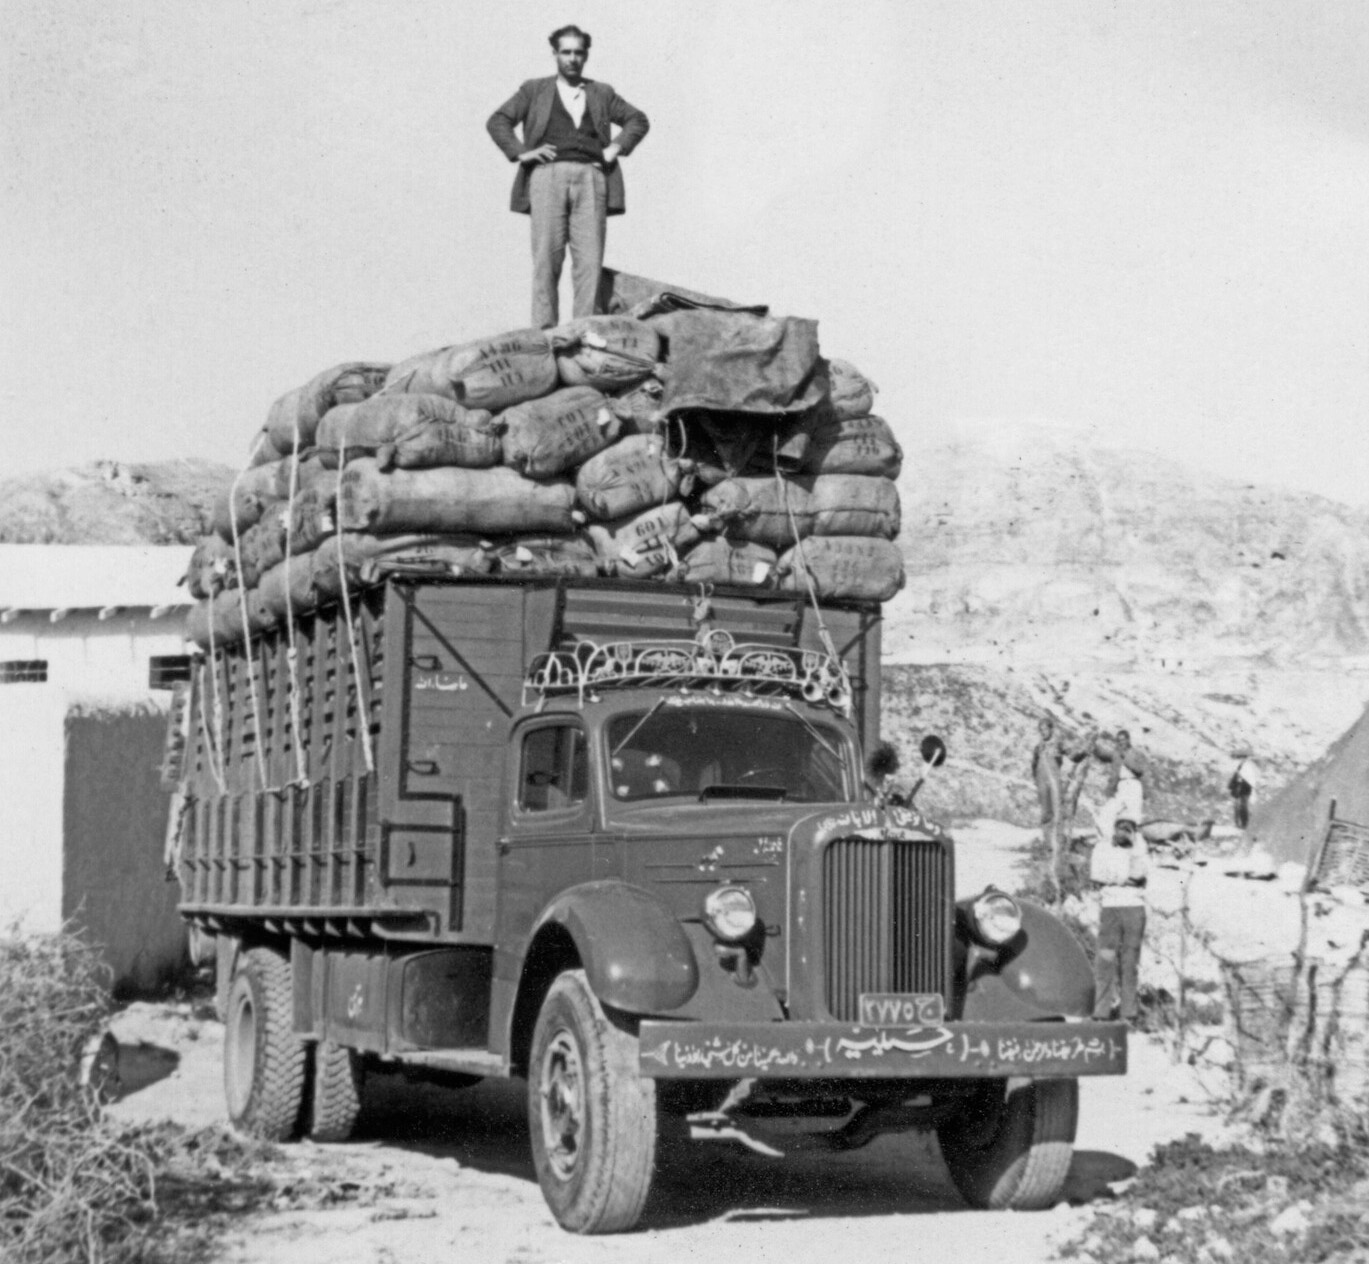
left=184, top=298, right=904, bottom=650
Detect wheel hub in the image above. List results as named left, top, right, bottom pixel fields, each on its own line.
left=539, top=1029, right=585, bottom=1181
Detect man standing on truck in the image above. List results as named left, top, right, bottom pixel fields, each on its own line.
left=487, top=25, right=650, bottom=329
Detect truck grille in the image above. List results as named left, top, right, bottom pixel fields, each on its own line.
left=821, top=837, right=952, bottom=1021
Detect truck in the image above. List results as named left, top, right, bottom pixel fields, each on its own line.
left=163, top=574, right=1126, bottom=1233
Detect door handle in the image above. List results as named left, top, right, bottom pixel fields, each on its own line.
left=406, top=759, right=439, bottom=775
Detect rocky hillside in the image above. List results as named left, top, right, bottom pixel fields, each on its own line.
left=0, top=460, right=233, bottom=545
left=889, top=425, right=1369, bottom=667
left=881, top=660, right=1367, bottom=831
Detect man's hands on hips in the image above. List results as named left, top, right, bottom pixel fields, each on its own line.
left=601, top=143, right=621, bottom=167
left=518, top=144, right=558, bottom=165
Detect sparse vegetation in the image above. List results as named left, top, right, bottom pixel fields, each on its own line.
left=0, top=927, right=389, bottom=1263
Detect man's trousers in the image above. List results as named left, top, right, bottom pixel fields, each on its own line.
left=1093, top=904, right=1147, bottom=1021
left=528, top=162, right=607, bottom=329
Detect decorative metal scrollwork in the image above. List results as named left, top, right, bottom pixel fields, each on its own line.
left=523, top=628, right=852, bottom=716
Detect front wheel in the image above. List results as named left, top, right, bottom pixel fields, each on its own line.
left=528, top=970, right=661, bottom=1234
left=936, top=1077, right=1078, bottom=1210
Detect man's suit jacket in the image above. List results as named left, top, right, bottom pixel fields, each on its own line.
left=487, top=77, right=649, bottom=217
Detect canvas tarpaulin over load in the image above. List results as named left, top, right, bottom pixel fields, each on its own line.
left=1247, top=704, right=1369, bottom=870
left=649, top=309, right=827, bottom=418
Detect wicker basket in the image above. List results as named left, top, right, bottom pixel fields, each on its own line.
left=1222, top=955, right=1369, bottom=1103
left=1309, top=818, right=1369, bottom=893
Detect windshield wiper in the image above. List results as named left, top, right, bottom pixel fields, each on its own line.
left=700, top=784, right=788, bottom=803
left=610, top=698, right=668, bottom=758
left=782, top=701, right=842, bottom=761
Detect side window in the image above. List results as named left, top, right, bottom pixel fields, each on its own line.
left=518, top=724, right=588, bottom=814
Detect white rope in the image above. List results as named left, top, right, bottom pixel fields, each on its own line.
left=775, top=458, right=842, bottom=666
left=229, top=437, right=270, bottom=790
left=281, top=420, right=309, bottom=787
left=197, top=648, right=228, bottom=795
left=335, top=436, right=376, bottom=774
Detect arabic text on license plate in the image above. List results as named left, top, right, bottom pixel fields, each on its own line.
left=858, top=992, right=946, bottom=1026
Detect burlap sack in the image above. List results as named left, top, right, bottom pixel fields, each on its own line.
left=317, top=394, right=502, bottom=470
left=555, top=316, right=661, bottom=391
left=699, top=474, right=901, bottom=548
left=608, top=377, right=666, bottom=431
left=185, top=586, right=272, bottom=650
left=256, top=551, right=317, bottom=621
left=826, top=358, right=877, bottom=420
left=211, top=460, right=288, bottom=540
left=586, top=502, right=704, bottom=578
left=257, top=361, right=391, bottom=462
left=184, top=535, right=238, bottom=600
left=575, top=434, right=693, bottom=521
left=776, top=537, right=905, bottom=602
left=383, top=328, right=558, bottom=412
left=502, top=386, right=621, bottom=479
left=678, top=538, right=778, bottom=587
left=312, top=533, right=496, bottom=593
left=237, top=508, right=289, bottom=590
left=287, top=486, right=337, bottom=557
left=800, top=413, right=903, bottom=479
left=493, top=534, right=599, bottom=578
left=338, top=459, right=579, bottom=536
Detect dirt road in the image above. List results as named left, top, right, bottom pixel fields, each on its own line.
left=108, top=823, right=1230, bottom=1264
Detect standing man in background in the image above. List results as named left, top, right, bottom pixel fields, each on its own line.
left=487, top=25, right=650, bottom=329
left=1090, top=816, right=1152, bottom=1024
left=1093, top=728, right=1148, bottom=843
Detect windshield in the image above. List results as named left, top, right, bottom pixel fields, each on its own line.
left=605, top=705, right=852, bottom=803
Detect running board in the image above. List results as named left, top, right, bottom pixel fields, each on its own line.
left=387, top=1049, right=509, bottom=1078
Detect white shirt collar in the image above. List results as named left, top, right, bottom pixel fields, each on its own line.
left=556, top=77, right=587, bottom=125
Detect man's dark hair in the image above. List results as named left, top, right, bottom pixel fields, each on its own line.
left=550, top=25, right=591, bottom=51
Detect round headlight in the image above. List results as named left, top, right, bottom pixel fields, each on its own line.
left=703, top=885, right=758, bottom=942
left=969, top=889, right=1023, bottom=946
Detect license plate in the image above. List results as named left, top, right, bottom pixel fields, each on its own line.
left=858, top=992, right=946, bottom=1026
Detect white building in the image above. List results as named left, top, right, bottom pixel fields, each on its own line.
left=0, top=544, right=196, bottom=991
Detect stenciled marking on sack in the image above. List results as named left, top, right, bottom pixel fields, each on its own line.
left=415, top=672, right=469, bottom=693
left=346, top=985, right=364, bottom=1020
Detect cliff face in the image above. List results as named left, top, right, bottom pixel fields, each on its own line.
left=0, top=460, right=233, bottom=545
left=889, top=425, right=1369, bottom=666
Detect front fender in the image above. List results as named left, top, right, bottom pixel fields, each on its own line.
left=534, top=881, right=700, bottom=1014
left=959, top=899, right=1095, bottom=1021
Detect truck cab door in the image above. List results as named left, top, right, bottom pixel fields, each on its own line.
left=496, top=719, right=599, bottom=951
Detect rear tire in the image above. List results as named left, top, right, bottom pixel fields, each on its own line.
left=528, top=970, right=660, bottom=1234
left=308, top=1040, right=364, bottom=1142
left=936, top=1077, right=1078, bottom=1210
left=223, top=946, right=307, bottom=1141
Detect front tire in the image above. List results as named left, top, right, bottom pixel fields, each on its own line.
left=223, top=946, right=307, bottom=1141
left=936, top=1077, right=1078, bottom=1210
left=528, top=970, right=660, bottom=1234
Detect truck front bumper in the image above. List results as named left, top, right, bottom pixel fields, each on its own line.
left=638, top=1019, right=1127, bottom=1079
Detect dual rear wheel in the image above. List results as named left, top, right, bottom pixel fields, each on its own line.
left=223, top=946, right=364, bottom=1143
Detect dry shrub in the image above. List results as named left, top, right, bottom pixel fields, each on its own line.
left=0, top=928, right=164, bottom=1263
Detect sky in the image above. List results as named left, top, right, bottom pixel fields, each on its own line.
left=2, top=0, right=1367, bottom=504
